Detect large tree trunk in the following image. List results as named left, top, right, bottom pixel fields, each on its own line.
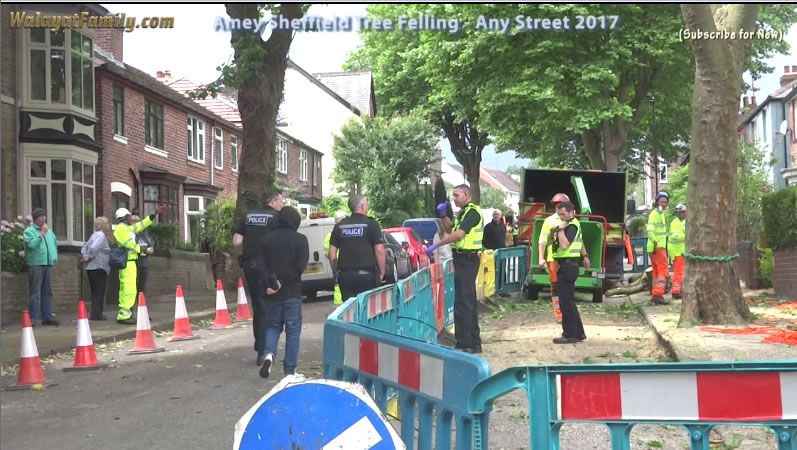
left=440, top=114, right=488, bottom=203
left=679, top=4, right=758, bottom=325
left=227, top=4, right=302, bottom=220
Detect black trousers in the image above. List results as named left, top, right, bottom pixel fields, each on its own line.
left=136, top=264, right=148, bottom=296
left=556, top=259, right=586, bottom=339
left=453, top=251, right=481, bottom=349
left=337, top=269, right=379, bottom=303
left=87, top=269, right=107, bottom=319
left=243, top=261, right=267, bottom=354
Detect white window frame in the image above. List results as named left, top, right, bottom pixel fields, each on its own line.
left=24, top=27, right=95, bottom=117
left=276, top=138, right=288, bottom=174
left=187, top=116, right=205, bottom=163
left=658, top=162, right=668, bottom=183
left=313, top=155, right=320, bottom=186
left=214, top=127, right=223, bottom=169
left=183, top=195, right=214, bottom=243
left=231, top=135, right=239, bottom=172
left=22, top=145, right=97, bottom=245
left=299, top=149, right=308, bottom=182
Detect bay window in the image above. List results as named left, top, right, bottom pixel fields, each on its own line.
left=144, top=184, right=178, bottom=224
left=27, top=27, right=94, bottom=113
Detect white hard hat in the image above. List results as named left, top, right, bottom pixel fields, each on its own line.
left=115, top=207, right=131, bottom=220
left=675, top=203, right=687, bottom=212
left=334, top=210, right=347, bottom=223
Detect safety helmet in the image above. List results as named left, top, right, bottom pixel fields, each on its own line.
left=656, top=191, right=670, bottom=201
left=551, top=193, right=570, bottom=204
left=334, top=210, right=347, bottom=223
left=115, top=207, right=131, bottom=221
left=675, top=203, right=686, bottom=212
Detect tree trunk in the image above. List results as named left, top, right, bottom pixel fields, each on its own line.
left=440, top=115, right=488, bottom=203
left=679, top=4, right=758, bottom=326
left=460, top=154, right=482, bottom=203
left=227, top=3, right=303, bottom=221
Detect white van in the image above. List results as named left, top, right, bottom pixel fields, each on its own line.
left=298, top=215, right=337, bottom=299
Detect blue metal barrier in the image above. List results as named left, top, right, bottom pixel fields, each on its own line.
left=468, top=361, right=797, bottom=450
left=493, top=247, right=528, bottom=294
left=396, top=268, right=437, bottom=343
left=442, top=258, right=455, bottom=327
left=324, top=313, right=492, bottom=450
left=630, top=237, right=649, bottom=273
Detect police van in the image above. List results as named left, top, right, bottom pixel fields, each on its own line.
left=298, top=213, right=337, bottom=299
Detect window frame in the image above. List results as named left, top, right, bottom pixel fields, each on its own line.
left=143, top=183, right=179, bottom=224
left=299, top=149, right=308, bottom=182
left=276, top=138, right=288, bottom=174
left=183, top=195, right=215, bottom=244
left=145, top=99, right=165, bottom=151
left=187, top=116, right=205, bottom=163
left=112, top=85, right=125, bottom=137
left=658, top=162, right=668, bottom=184
left=214, top=127, right=223, bottom=170
left=231, top=135, right=239, bottom=172
left=313, top=155, right=320, bottom=186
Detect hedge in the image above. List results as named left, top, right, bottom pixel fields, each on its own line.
left=761, top=185, right=797, bottom=250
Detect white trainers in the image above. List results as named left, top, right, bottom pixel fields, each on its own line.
left=259, top=353, right=273, bottom=379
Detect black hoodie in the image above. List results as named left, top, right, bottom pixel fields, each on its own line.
left=260, top=207, right=309, bottom=301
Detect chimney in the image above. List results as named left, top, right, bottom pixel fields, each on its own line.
left=94, top=28, right=123, bottom=62
left=743, top=97, right=749, bottom=107
left=781, top=65, right=797, bottom=87
left=156, top=70, right=172, bottom=83
left=751, top=96, right=757, bottom=106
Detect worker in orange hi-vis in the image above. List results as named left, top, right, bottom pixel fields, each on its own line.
left=647, top=192, right=671, bottom=305
left=668, top=204, right=687, bottom=299
left=538, top=193, right=571, bottom=322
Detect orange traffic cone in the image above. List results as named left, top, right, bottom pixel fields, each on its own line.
left=128, top=293, right=166, bottom=354
left=235, top=278, right=252, bottom=321
left=210, top=280, right=234, bottom=329
left=168, top=285, right=200, bottom=342
left=5, top=311, right=55, bottom=390
left=64, top=301, right=107, bottom=371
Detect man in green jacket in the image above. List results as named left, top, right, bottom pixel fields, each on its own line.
left=24, top=208, right=60, bottom=326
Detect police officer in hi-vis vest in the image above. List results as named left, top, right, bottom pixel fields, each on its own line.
left=232, top=186, right=283, bottom=366
left=426, top=184, right=484, bottom=353
left=551, top=201, right=588, bottom=344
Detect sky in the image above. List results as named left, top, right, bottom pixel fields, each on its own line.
left=108, top=3, right=797, bottom=172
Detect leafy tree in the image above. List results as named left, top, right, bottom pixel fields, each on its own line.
left=331, top=114, right=439, bottom=226
left=679, top=4, right=759, bottom=326
left=319, top=195, right=347, bottom=215
left=479, top=186, right=509, bottom=211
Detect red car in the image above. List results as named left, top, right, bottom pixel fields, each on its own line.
left=384, top=227, right=430, bottom=271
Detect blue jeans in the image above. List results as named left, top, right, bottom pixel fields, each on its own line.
left=263, top=297, right=302, bottom=374
left=28, top=265, right=54, bottom=322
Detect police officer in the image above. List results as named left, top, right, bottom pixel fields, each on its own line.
left=426, top=184, right=483, bottom=353
left=551, top=201, right=586, bottom=344
left=328, top=194, right=386, bottom=302
left=232, top=186, right=283, bottom=366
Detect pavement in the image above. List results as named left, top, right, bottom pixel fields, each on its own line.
left=1, top=290, right=233, bottom=364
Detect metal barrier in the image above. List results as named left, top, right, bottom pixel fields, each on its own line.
left=630, top=237, right=649, bottom=273
left=324, top=312, right=492, bottom=450
left=468, top=361, right=797, bottom=450
left=442, top=258, right=455, bottom=327
left=475, top=250, right=496, bottom=300
left=493, top=247, right=529, bottom=294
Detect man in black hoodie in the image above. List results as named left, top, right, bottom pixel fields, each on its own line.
left=258, top=206, right=309, bottom=379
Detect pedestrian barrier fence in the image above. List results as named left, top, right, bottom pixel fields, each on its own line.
left=429, top=262, right=446, bottom=333
left=324, top=312, right=492, bottom=450
left=442, top=258, right=455, bottom=327
left=630, top=237, right=649, bottom=273
left=475, top=250, right=496, bottom=301
left=493, top=247, right=529, bottom=294
left=467, top=361, right=797, bottom=450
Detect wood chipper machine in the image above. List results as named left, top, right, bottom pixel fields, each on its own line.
left=517, top=169, right=628, bottom=303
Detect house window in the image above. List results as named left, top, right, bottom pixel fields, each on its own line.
left=276, top=138, right=288, bottom=174
left=214, top=128, right=223, bottom=169
left=145, top=100, right=164, bottom=149
left=231, top=135, right=239, bottom=171
left=111, top=192, right=129, bottom=213
left=184, top=195, right=214, bottom=244
left=299, top=149, right=308, bottom=182
left=762, top=111, right=768, bottom=143
left=113, top=86, right=124, bottom=136
left=70, top=30, right=93, bottom=111
left=658, top=163, right=668, bottom=183
left=313, top=157, right=320, bottom=186
left=27, top=157, right=95, bottom=244
left=28, top=28, right=96, bottom=113
left=187, top=117, right=205, bottom=162
left=144, top=184, right=178, bottom=224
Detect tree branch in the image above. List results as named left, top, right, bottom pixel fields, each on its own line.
left=681, top=4, right=728, bottom=68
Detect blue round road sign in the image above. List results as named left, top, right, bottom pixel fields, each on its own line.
left=235, top=377, right=404, bottom=450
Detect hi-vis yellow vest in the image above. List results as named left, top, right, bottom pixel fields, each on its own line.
left=453, top=203, right=484, bottom=251
left=113, top=216, right=152, bottom=261
left=646, top=209, right=669, bottom=253
left=553, top=217, right=583, bottom=259
left=668, top=217, right=685, bottom=257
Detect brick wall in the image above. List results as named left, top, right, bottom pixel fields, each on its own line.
left=95, top=71, right=241, bottom=237
left=735, top=241, right=762, bottom=290
left=95, top=28, right=123, bottom=61
left=278, top=138, right=323, bottom=202
left=774, top=247, right=797, bottom=299
left=1, top=254, right=82, bottom=325
left=1, top=7, right=18, bottom=220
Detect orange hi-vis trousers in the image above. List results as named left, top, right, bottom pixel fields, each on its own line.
left=671, top=256, right=684, bottom=295
left=650, top=248, right=669, bottom=296
left=548, top=261, right=562, bottom=320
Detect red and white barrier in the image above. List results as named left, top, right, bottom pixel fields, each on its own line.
left=64, top=301, right=106, bottom=371
left=366, top=289, right=393, bottom=320
left=560, top=371, right=797, bottom=421
left=343, top=334, right=444, bottom=400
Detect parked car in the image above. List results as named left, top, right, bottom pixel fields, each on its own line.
left=402, top=218, right=442, bottom=248
left=383, top=227, right=429, bottom=271
left=297, top=215, right=337, bottom=299
left=382, top=231, right=413, bottom=283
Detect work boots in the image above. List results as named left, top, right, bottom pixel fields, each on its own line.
left=651, top=295, right=670, bottom=305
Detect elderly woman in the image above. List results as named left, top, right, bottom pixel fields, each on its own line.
left=81, top=217, right=112, bottom=320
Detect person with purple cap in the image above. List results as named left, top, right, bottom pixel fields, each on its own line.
left=23, top=208, right=60, bottom=326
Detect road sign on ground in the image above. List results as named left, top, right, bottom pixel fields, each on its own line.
left=234, top=375, right=404, bottom=450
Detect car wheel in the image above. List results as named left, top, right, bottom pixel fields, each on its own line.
left=392, top=263, right=399, bottom=284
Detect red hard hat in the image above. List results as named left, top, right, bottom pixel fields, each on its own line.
left=551, top=193, right=570, bottom=204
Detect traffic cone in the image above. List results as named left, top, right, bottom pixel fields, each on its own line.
left=5, top=311, right=55, bottom=390
left=210, top=280, right=234, bottom=329
left=64, top=301, right=107, bottom=371
left=168, top=285, right=200, bottom=342
left=128, top=293, right=166, bottom=354
left=235, top=278, right=253, bottom=321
